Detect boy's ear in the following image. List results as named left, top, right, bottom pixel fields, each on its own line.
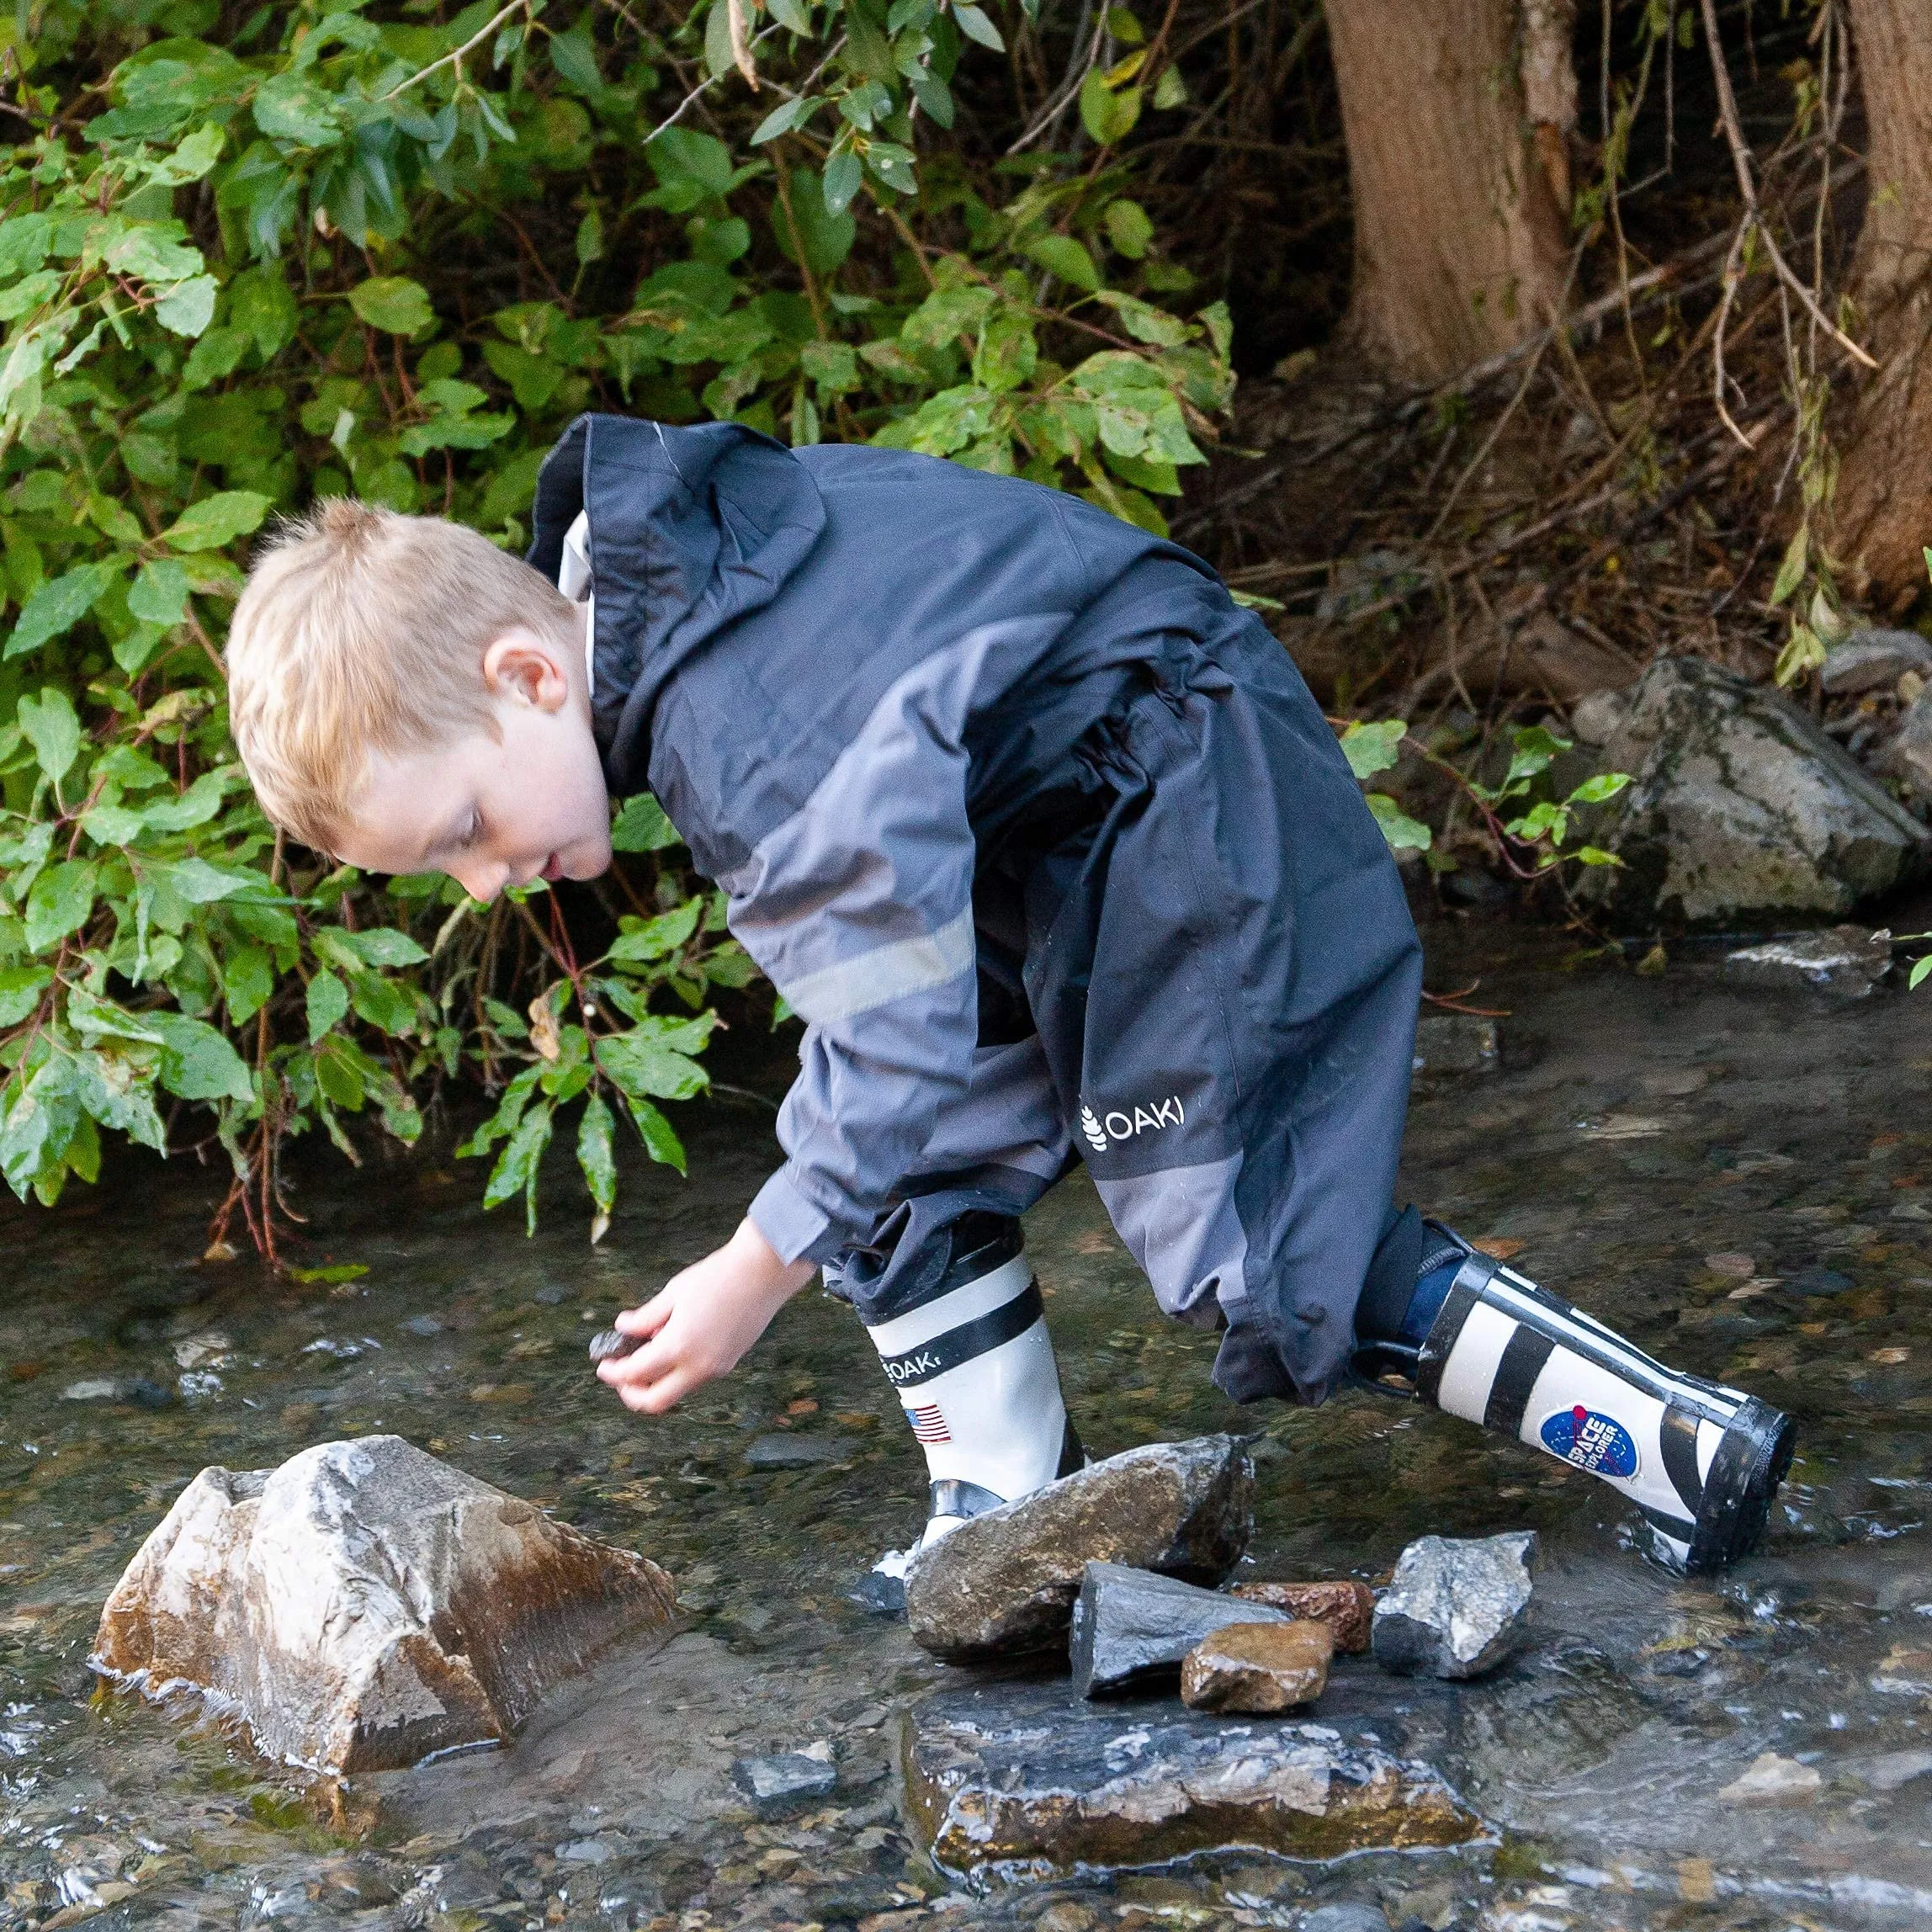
left=481, top=628, right=571, bottom=713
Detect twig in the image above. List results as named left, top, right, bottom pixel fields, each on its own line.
left=1695, top=0, right=1874, bottom=371
left=381, top=0, right=528, bottom=100
left=643, top=22, right=785, bottom=142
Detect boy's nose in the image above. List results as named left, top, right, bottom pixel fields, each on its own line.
left=451, top=860, right=507, bottom=902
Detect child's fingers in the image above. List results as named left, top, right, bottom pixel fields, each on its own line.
left=618, top=1363, right=698, bottom=1414
left=597, top=1328, right=680, bottom=1390
left=613, top=1289, right=675, bottom=1337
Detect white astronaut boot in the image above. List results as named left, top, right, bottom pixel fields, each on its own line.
left=1356, top=1211, right=1796, bottom=1574
left=862, top=1217, right=1084, bottom=1549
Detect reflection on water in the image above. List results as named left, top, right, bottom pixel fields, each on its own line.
left=5, top=935, right=1932, bottom=1929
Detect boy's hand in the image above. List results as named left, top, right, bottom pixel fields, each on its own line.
left=595, top=1218, right=817, bottom=1414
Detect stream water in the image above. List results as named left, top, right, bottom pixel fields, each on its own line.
left=5, top=932, right=1932, bottom=1932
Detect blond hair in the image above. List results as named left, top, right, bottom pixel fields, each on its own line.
left=225, top=498, right=576, bottom=852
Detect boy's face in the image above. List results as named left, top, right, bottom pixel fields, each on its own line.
left=331, top=624, right=613, bottom=901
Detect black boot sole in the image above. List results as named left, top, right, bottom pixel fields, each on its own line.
left=1685, top=1396, right=1797, bottom=1574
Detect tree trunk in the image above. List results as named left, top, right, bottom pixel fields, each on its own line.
left=1322, top=0, right=1573, bottom=382
left=1834, top=0, right=1932, bottom=603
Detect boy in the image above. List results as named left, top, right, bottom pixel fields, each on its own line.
left=226, top=413, right=1794, bottom=1576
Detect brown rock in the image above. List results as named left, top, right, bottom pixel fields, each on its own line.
left=1181, top=1619, right=1334, bottom=1712
left=93, top=1435, right=678, bottom=1772
left=905, top=1436, right=1252, bottom=1664
left=1231, top=1579, right=1376, bottom=1653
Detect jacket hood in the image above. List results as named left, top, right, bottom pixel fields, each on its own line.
left=528, top=414, right=827, bottom=791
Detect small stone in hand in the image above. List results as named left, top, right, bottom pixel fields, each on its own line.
left=588, top=1328, right=639, bottom=1363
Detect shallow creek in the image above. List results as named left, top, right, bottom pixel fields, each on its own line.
left=5, top=934, right=1932, bottom=1932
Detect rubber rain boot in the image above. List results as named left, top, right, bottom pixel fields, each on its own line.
left=1361, top=1218, right=1795, bottom=1574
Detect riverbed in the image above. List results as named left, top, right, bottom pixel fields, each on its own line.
left=5, top=934, right=1932, bottom=1931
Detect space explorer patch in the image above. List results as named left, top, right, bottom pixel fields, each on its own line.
left=1540, top=1404, right=1639, bottom=1478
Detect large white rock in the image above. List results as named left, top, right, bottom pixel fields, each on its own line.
left=93, top=1436, right=678, bottom=1772
left=1576, top=655, right=1929, bottom=926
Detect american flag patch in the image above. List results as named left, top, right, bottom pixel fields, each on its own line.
left=907, top=1402, right=951, bottom=1444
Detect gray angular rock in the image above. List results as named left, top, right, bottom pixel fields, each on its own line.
left=902, top=1677, right=1480, bottom=1882
left=93, top=1436, right=679, bottom=1772
left=730, top=1749, right=837, bottom=1816
left=1371, top=1531, right=1537, bottom=1680
left=904, top=1437, right=1254, bottom=1664
left=1722, top=926, right=1893, bottom=999
left=1071, top=1560, right=1290, bottom=1696
left=743, top=1434, right=856, bottom=1468
left=1575, top=656, right=1929, bottom=926
left=1820, top=627, right=1932, bottom=694
left=1882, top=690, right=1932, bottom=799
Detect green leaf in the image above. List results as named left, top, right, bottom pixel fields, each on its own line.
left=253, top=72, right=342, bottom=146
left=752, top=95, right=820, bottom=143
left=224, top=945, right=274, bottom=1027
left=24, top=861, right=93, bottom=953
left=1103, top=199, right=1154, bottom=259
left=1079, top=68, right=1141, bottom=142
left=349, top=276, right=436, bottom=337
left=823, top=147, right=863, bottom=216
left=1910, top=953, right=1932, bottom=991
left=484, top=1101, right=555, bottom=1234
left=596, top=1028, right=711, bottom=1102
left=128, top=558, right=192, bottom=628
left=1338, top=718, right=1407, bottom=781
left=321, top=925, right=430, bottom=969
left=17, top=687, right=82, bottom=783
left=148, top=1012, right=252, bottom=1102
left=615, top=1094, right=684, bottom=1172
left=953, top=2, right=1006, bottom=48
left=1769, top=522, right=1808, bottom=607
left=577, top=1091, right=618, bottom=1218
left=0, top=965, right=51, bottom=1027
left=6, top=566, right=108, bottom=660
left=154, top=275, right=218, bottom=338
left=1366, top=793, right=1432, bottom=852
left=1565, top=770, right=1631, bottom=805
left=1775, top=618, right=1828, bottom=688
left=162, top=490, right=273, bottom=553
left=1022, top=233, right=1101, bottom=293
left=610, top=793, right=683, bottom=852
left=607, top=900, right=703, bottom=964
left=307, top=969, right=349, bottom=1043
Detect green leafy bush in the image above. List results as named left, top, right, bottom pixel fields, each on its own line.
left=0, top=0, right=1234, bottom=1247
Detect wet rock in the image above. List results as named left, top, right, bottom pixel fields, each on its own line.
left=61, top=1375, right=173, bottom=1407
left=587, top=1328, right=636, bottom=1362
left=1298, top=1908, right=1389, bottom=1932
left=1181, top=1620, right=1333, bottom=1712
left=1231, top=1579, right=1376, bottom=1653
left=730, top=1749, right=837, bottom=1816
left=1411, top=1015, right=1499, bottom=1077
left=1576, top=655, right=1929, bottom=926
left=1854, top=1748, right=1932, bottom=1792
left=1071, top=1562, right=1291, bottom=1696
left=1569, top=689, right=1628, bottom=746
left=902, top=1677, right=1479, bottom=1882
left=1881, top=690, right=1932, bottom=799
left=93, top=1435, right=679, bottom=1772
left=743, top=1434, right=856, bottom=1468
left=1717, top=1751, right=1821, bottom=1806
left=905, top=1436, right=1253, bottom=1664
left=1371, top=1532, right=1537, bottom=1680
left=1820, top=626, right=1932, bottom=694
left=1722, top=926, right=1893, bottom=999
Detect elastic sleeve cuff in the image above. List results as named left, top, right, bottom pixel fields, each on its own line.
left=747, top=1168, right=848, bottom=1268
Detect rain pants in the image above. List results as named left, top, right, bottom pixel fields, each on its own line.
left=528, top=415, right=1422, bottom=1403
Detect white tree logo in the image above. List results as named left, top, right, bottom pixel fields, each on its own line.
left=1080, top=1104, right=1107, bottom=1152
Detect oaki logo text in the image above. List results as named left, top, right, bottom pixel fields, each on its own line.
left=1080, top=1096, right=1186, bottom=1153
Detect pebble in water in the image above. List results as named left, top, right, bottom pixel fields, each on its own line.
left=1371, top=1531, right=1538, bottom=1680
left=588, top=1328, right=638, bottom=1362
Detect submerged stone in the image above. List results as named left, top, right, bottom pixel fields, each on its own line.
left=905, top=1436, right=1253, bottom=1664
left=902, top=1678, right=1479, bottom=1882
left=730, top=1749, right=838, bottom=1816
left=1071, top=1561, right=1290, bottom=1697
left=1820, top=627, right=1932, bottom=694
left=1371, top=1531, right=1537, bottom=1680
left=744, top=1434, right=856, bottom=1468
left=1181, top=1619, right=1333, bottom=1712
left=1576, top=655, right=1929, bottom=926
left=1230, top=1579, right=1377, bottom=1654
left=1722, top=926, right=1893, bottom=999
left=93, top=1435, right=679, bottom=1773
left=1411, top=1014, right=1499, bottom=1077
left=1717, top=1751, right=1821, bottom=1807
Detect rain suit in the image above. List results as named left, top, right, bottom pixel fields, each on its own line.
left=528, top=414, right=1422, bottom=1403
